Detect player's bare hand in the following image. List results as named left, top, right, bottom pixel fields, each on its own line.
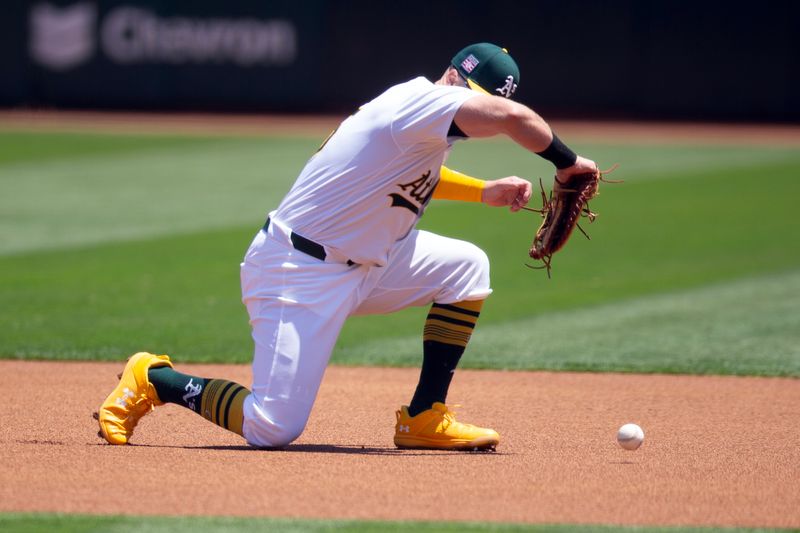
left=555, top=155, right=598, bottom=184
left=482, top=176, right=532, bottom=212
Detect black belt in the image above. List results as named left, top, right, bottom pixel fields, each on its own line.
left=263, top=217, right=327, bottom=261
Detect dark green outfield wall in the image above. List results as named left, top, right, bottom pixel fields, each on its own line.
left=3, top=0, right=798, bottom=121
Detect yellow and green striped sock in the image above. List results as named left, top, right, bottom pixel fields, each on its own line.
left=199, top=379, right=250, bottom=437
left=149, top=367, right=249, bottom=437
left=422, top=299, right=483, bottom=348
left=409, top=299, right=484, bottom=416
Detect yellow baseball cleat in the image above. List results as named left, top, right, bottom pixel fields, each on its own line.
left=394, top=402, right=500, bottom=451
left=97, top=352, right=172, bottom=445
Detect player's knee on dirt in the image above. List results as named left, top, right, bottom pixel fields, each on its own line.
left=245, top=420, right=305, bottom=448
left=242, top=397, right=309, bottom=448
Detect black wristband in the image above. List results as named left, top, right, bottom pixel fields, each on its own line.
left=536, top=133, right=577, bottom=169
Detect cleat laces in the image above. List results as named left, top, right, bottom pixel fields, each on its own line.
left=117, top=390, right=155, bottom=433
left=436, top=404, right=472, bottom=433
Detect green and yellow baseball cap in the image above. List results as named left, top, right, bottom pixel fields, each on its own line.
left=452, top=43, right=520, bottom=98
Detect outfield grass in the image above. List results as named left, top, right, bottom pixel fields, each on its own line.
left=0, top=132, right=301, bottom=254
left=1, top=131, right=798, bottom=375
left=0, top=514, right=791, bottom=533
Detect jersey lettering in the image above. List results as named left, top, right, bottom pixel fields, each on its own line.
left=389, top=170, right=436, bottom=214
left=398, top=170, right=434, bottom=202
left=388, top=193, right=420, bottom=214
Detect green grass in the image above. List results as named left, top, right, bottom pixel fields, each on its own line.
left=1, top=131, right=799, bottom=375
left=0, top=132, right=217, bottom=165
left=346, top=270, right=800, bottom=375
left=0, top=132, right=306, bottom=254
left=0, top=514, right=792, bottom=533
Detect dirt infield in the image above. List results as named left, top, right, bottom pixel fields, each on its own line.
left=1, top=360, right=798, bottom=527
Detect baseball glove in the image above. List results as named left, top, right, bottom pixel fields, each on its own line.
left=526, top=166, right=619, bottom=276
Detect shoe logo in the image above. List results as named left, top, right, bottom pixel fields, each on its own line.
left=398, top=424, right=410, bottom=433
left=182, top=379, right=203, bottom=410
left=115, top=387, right=135, bottom=406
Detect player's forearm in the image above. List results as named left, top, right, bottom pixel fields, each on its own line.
left=500, top=103, right=554, bottom=154
left=503, top=105, right=578, bottom=169
left=433, top=166, right=485, bottom=202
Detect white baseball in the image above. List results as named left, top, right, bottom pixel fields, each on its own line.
left=617, top=423, right=644, bottom=450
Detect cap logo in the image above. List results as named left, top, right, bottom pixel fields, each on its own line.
left=495, top=75, right=518, bottom=98
left=460, top=54, right=479, bottom=74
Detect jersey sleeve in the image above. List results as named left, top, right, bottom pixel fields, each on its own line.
left=433, top=166, right=484, bottom=202
left=390, top=83, right=476, bottom=150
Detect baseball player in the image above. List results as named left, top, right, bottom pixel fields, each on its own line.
left=98, top=43, right=597, bottom=450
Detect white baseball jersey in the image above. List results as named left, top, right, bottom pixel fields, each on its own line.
left=273, top=77, right=476, bottom=266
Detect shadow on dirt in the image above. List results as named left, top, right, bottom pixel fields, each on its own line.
left=93, top=441, right=505, bottom=456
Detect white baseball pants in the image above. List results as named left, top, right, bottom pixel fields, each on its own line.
left=239, top=215, right=491, bottom=447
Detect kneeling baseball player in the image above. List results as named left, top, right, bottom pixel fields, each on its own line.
left=97, top=43, right=598, bottom=450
